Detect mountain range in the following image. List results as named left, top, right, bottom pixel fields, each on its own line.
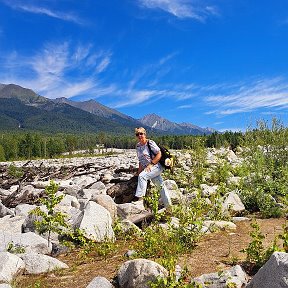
left=0, top=83, right=215, bottom=135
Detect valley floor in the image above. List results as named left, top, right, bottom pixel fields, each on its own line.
left=14, top=217, right=286, bottom=288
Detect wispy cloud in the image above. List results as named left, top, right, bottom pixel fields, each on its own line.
left=138, top=0, right=219, bottom=21
left=1, top=0, right=84, bottom=24
left=0, top=42, right=114, bottom=99
left=204, top=77, right=288, bottom=115
left=112, top=89, right=165, bottom=108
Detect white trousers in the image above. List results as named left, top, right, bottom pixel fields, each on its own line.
left=135, top=163, right=172, bottom=207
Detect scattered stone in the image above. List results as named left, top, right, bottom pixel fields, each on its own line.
left=20, top=252, right=69, bottom=274
left=86, top=276, right=114, bottom=288
left=192, top=265, right=249, bottom=288
left=0, top=232, right=52, bottom=254
left=0, top=252, right=25, bottom=283
left=0, top=215, right=25, bottom=234
left=203, top=220, right=237, bottom=231
left=247, top=252, right=288, bottom=288
left=222, top=191, right=245, bottom=215
left=0, top=201, right=14, bottom=217
left=200, top=184, right=218, bottom=197
left=75, top=201, right=114, bottom=242
left=117, top=258, right=168, bottom=288
left=124, top=250, right=137, bottom=258
left=93, top=195, right=118, bottom=222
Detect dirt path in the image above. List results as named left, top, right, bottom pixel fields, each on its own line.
left=14, top=218, right=286, bottom=288
left=181, top=218, right=286, bottom=277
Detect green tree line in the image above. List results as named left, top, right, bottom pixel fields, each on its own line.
left=0, top=130, right=245, bottom=161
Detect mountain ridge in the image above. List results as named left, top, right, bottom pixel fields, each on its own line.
left=0, top=83, right=215, bottom=135
left=138, top=113, right=214, bottom=135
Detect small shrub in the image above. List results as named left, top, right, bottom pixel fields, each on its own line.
left=241, top=220, right=280, bottom=271
left=6, top=242, right=25, bottom=254
left=30, top=180, right=68, bottom=247
left=8, top=163, right=24, bottom=178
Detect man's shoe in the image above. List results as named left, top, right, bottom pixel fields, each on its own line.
left=131, top=196, right=143, bottom=203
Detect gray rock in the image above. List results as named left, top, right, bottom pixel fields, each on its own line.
left=20, top=252, right=69, bottom=274
left=0, top=232, right=52, bottom=254
left=72, top=175, right=96, bottom=188
left=222, top=191, right=245, bottom=215
left=89, top=181, right=107, bottom=194
left=0, top=188, right=11, bottom=198
left=203, top=220, right=237, bottom=231
left=162, top=180, right=182, bottom=204
left=200, top=184, right=218, bottom=197
left=93, top=195, right=117, bottom=222
left=117, top=202, right=146, bottom=220
left=86, top=276, right=113, bottom=288
left=0, top=284, right=12, bottom=288
left=119, top=220, right=142, bottom=235
left=0, top=252, right=25, bottom=283
left=0, top=215, right=25, bottom=234
left=15, top=204, right=37, bottom=217
left=247, top=252, right=288, bottom=288
left=0, top=201, right=14, bottom=217
left=192, top=265, right=248, bottom=288
left=22, top=213, right=41, bottom=233
left=78, top=188, right=105, bottom=201
left=124, top=250, right=137, bottom=258
left=76, top=201, right=114, bottom=241
left=232, top=217, right=251, bottom=222
left=57, top=194, right=80, bottom=210
left=62, top=184, right=81, bottom=197
left=117, top=258, right=168, bottom=288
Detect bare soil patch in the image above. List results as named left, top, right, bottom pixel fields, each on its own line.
left=14, top=217, right=286, bottom=288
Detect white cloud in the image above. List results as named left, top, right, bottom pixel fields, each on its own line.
left=96, top=56, right=111, bottom=73
left=204, top=77, right=288, bottom=115
left=112, top=89, right=165, bottom=108
left=0, top=42, right=114, bottom=99
left=1, top=0, right=84, bottom=24
left=138, top=0, right=219, bottom=21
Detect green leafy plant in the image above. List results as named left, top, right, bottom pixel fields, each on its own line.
left=278, top=223, right=288, bottom=252
left=6, top=242, right=25, bottom=254
left=149, top=256, right=200, bottom=287
left=8, top=163, right=24, bottom=178
left=30, top=180, right=68, bottom=247
left=241, top=220, right=279, bottom=270
left=145, top=186, right=162, bottom=222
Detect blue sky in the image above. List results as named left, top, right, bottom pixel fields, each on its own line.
left=0, top=0, right=288, bottom=132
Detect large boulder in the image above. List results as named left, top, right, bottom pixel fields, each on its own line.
left=192, top=265, right=248, bottom=288
left=117, top=202, right=152, bottom=224
left=107, top=176, right=138, bottom=204
left=222, top=191, right=245, bottom=215
left=0, top=252, right=25, bottom=283
left=75, top=201, right=114, bottom=241
left=203, top=220, right=237, bottom=231
left=200, top=184, right=218, bottom=197
left=0, top=284, right=12, bottom=288
left=0, top=232, right=52, bottom=254
left=86, top=276, right=113, bottom=288
left=14, top=204, right=37, bottom=217
left=117, top=258, right=168, bottom=288
left=20, top=252, right=69, bottom=274
left=247, top=252, right=288, bottom=288
left=93, top=195, right=117, bottom=222
left=0, top=215, right=25, bottom=234
left=0, top=201, right=14, bottom=217
left=162, top=180, right=182, bottom=204
left=57, top=193, right=80, bottom=210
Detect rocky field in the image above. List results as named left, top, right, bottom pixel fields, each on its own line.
left=0, top=147, right=287, bottom=288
